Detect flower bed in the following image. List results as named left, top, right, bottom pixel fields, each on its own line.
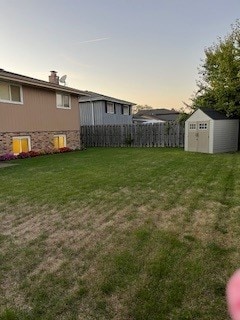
left=0, top=147, right=73, bottom=162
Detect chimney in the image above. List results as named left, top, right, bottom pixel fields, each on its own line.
left=49, top=71, right=59, bottom=84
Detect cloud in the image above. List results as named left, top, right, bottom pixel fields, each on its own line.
left=77, top=37, right=110, bottom=44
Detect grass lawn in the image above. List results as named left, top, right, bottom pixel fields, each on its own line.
left=0, top=147, right=240, bottom=320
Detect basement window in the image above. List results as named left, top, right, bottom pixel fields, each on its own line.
left=12, top=136, right=31, bottom=154
left=0, top=81, right=23, bottom=104
left=56, top=93, right=71, bottom=109
left=54, top=135, right=66, bottom=149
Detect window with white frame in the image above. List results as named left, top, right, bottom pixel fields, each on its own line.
left=54, top=135, right=66, bottom=149
left=189, top=123, right=196, bottom=130
left=106, top=102, right=115, bottom=114
left=123, top=105, right=130, bottom=115
left=198, top=123, right=208, bottom=130
left=12, top=136, right=31, bottom=154
left=56, top=93, right=71, bottom=109
left=0, top=81, right=22, bottom=104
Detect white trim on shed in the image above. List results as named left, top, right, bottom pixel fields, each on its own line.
left=185, top=108, right=239, bottom=154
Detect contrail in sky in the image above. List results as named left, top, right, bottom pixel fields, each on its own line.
left=77, top=37, right=110, bottom=44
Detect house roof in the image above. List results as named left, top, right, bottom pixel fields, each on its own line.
left=136, top=108, right=179, bottom=116
left=132, top=115, right=165, bottom=123
left=79, top=91, right=135, bottom=105
left=133, top=108, right=180, bottom=122
left=199, top=108, right=238, bottom=120
left=0, top=69, right=89, bottom=96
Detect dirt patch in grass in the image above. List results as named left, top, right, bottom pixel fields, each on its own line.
left=3, top=209, right=227, bottom=319
left=1, top=208, right=61, bottom=246
left=0, top=203, right=237, bottom=320
left=1, top=201, right=183, bottom=317
left=1, top=277, right=30, bottom=313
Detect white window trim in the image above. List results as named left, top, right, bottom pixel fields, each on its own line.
left=12, top=136, right=31, bottom=155
left=54, top=134, right=67, bottom=148
left=106, top=102, right=115, bottom=114
left=198, top=123, right=208, bottom=130
left=189, top=123, right=197, bottom=130
left=56, top=93, right=71, bottom=109
left=123, top=105, right=130, bottom=115
left=0, top=82, right=23, bottom=105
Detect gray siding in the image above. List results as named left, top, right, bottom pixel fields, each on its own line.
left=185, top=112, right=239, bottom=153
left=103, top=111, right=132, bottom=125
left=79, top=101, right=104, bottom=125
left=212, top=120, right=239, bottom=153
left=80, top=101, right=132, bottom=125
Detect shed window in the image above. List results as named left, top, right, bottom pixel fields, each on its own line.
left=12, top=136, right=31, bottom=154
left=189, top=123, right=196, bottom=130
left=198, top=123, right=208, bottom=130
left=106, top=102, right=115, bottom=114
left=0, top=81, right=22, bottom=103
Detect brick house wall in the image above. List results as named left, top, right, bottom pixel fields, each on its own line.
left=0, top=130, right=81, bottom=154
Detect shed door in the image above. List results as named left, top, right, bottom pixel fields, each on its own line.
left=188, top=122, right=198, bottom=151
left=188, top=121, right=209, bottom=153
left=197, top=122, right=209, bottom=153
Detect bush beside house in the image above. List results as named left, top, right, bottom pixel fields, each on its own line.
left=0, top=147, right=73, bottom=162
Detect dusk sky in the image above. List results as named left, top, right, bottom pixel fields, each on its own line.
left=1, top=0, right=240, bottom=109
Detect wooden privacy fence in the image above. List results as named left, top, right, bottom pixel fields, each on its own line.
left=81, top=123, right=185, bottom=148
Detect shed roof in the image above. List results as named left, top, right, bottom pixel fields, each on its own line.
left=199, top=108, right=237, bottom=120
left=79, top=91, right=135, bottom=105
left=0, top=69, right=88, bottom=96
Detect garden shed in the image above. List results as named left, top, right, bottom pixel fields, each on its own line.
left=185, top=108, right=239, bottom=153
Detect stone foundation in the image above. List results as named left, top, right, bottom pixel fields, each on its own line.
left=0, top=130, right=81, bottom=154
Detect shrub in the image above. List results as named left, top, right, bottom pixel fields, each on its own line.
left=125, top=134, right=134, bottom=146
left=0, top=147, right=74, bottom=162
left=59, top=147, right=72, bottom=153
left=52, top=148, right=60, bottom=154
left=28, top=150, right=40, bottom=157
left=17, top=152, right=31, bottom=159
left=0, top=153, right=17, bottom=161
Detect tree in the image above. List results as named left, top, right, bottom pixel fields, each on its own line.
left=132, top=104, right=152, bottom=114
left=176, top=107, right=189, bottom=123
left=192, top=20, right=240, bottom=117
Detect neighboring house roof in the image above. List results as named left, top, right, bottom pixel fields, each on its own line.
left=79, top=91, right=135, bottom=105
left=133, top=115, right=165, bottom=123
left=136, top=108, right=179, bottom=116
left=133, top=108, right=180, bottom=122
left=0, top=69, right=88, bottom=96
left=198, top=107, right=237, bottom=120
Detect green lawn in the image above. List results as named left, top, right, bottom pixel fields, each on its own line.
left=0, top=148, right=240, bottom=320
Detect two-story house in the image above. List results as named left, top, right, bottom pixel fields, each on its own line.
left=79, top=92, right=134, bottom=125
left=0, top=69, right=88, bottom=154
